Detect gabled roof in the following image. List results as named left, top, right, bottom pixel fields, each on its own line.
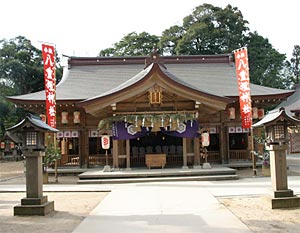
left=78, top=62, right=232, bottom=115
left=252, top=107, right=300, bottom=128
left=276, top=84, right=300, bottom=114
left=7, top=54, right=294, bottom=104
left=2, top=131, right=22, bottom=143
left=7, top=114, right=59, bottom=133
left=78, top=63, right=232, bottom=104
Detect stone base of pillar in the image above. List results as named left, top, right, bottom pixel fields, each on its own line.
left=271, top=196, right=300, bottom=209
left=274, top=189, right=294, bottom=198
left=202, top=163, right=212, bottom=169
left=267, top=189, right=300, bottom=209
left=103, top=165, right=112, bottom=172
left=182, top=165, right=189, bottom=169
left=14, top=196, right=54, bottom=216
left=193, top=165, right=202, bottom=169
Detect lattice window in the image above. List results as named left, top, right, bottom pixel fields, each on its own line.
left=274, top=125, right=285, bottom=140
left=26, top=132, right=37, bottom=145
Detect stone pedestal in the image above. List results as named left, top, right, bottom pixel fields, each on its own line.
left=202, top=162, right=212, bottom=169
left=14, top=151, right=54, bottom=216
left=103, top=165, right=112, bottom=172
left=267, top=145, right=300, bottom=209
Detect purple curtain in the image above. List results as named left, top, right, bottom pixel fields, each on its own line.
left=112, top=120, right=199, bottom=140
left=160, top=120, right=199, bottom=138
left=112, top=121, right=151, bottom=140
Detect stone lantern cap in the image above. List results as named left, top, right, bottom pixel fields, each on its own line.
left=7, top=114, right=58, bottom=133
left=252, top=107, right=300, bottom=128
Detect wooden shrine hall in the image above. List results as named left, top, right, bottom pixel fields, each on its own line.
left=7, top=52, right=294, bottom=169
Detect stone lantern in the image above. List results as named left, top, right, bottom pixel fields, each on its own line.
left=7, top=114, right=58, bottom=215
left=253, top=107, right=300, bottom=209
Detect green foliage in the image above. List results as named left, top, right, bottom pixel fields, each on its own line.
left=0, top=83, right=20, bottom=136
left=247, top=32, right=287, bottom=88
left=0, top=36, right=63, bottom=138
left=43, top=137, right=61, bottom=172
left=99, top=3, right=292, bottom=91
left=284, top=45, right=300, bottom=88
left=99, top=32, right=160, bottom=56
left=160, top=4, right=249, bottom=55
left=158, top=25, right=184, bottom=55
left=0, top=36, right=44, bottom=94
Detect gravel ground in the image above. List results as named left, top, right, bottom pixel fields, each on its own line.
left=0, top=160, right=107, bottom=233
left=1, top=160, right=300, bottom=233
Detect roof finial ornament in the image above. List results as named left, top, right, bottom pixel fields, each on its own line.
left=144, top=48, right=165, bottom=69
left=151, top=47, right=159, bottom=61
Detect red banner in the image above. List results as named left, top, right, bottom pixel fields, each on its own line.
left=234, top=47, right=252, bottom=128
left=42, top=44, right=56, bottom=128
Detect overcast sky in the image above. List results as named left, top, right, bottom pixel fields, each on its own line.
left=1, top=0, right=298, bottom=59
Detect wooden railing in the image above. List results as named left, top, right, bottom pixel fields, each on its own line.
left=123, top=155, right=184, bottom=168
left=166, top=155, right=183, bottom=166
left=58, top=150, right=248, bottom=168
left=206, top=151, right=221, bottom=163
left=131, top=156, right=145, bottom=167
left=59, top=154, right=80, bottom=166
left=88, top=154, right=113, bottom=167
left=229, top=150, right=249, bottom=161
left=59, top=154, right=114, bottom=167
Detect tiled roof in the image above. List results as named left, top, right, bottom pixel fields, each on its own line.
left=276, top=84, right=300, bottom=113
left=252, top=107, right=300, bottom=128
left=7, top=54, right=293, bottom=102
left=7, top=114, right=59, bottom=133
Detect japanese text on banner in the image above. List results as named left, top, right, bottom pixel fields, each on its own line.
left=234, top=47, right=252, bottom=129
left=42, top=44, right=56, bottom=128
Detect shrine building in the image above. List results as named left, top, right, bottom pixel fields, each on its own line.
left=6, top=53, right=294, bottom=169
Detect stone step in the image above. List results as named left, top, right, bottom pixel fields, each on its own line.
left=77, top=174, right=239, bottom=184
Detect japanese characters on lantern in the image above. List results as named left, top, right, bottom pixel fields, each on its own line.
left=42, top=44, right=56, bottom=128
left=234, top=47, right=252, bottom=129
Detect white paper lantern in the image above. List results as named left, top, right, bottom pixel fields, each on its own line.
left=73, top=111, right=80, bottom=124
left=61, top=111, right=68, bottom=124
left=252, top=107, right=258, bottom=119
left=201, top=132, right=210, bottom=147
left=228, top=107, right=236, bottom=120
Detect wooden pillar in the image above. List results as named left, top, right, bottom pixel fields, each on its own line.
left=79, top=110, right=89, bottom=168
left=79, top=128, right=89, bottom=168
left=220, top=111, right=228, bottom=164
left=220, top=126, right=227, bottom=164
left=113, top=140, right=119, bottom=168
left=126, top=139, right=131, bottom=170
left=182, top=138, right=188, bottom=169
left=193, top=137, right=201, bottom=168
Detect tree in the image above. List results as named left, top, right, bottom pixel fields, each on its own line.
left=99, top=32, right=160, bottom=56
left=159, top=4, right=249, bottom=55
left=0, top=36, right=44, bottom=94
left=284, top=45, right=300, bottom=88
left=0, top=36, right=62, bottom=94
left=0, top=36, right=63, bottom=137
left=246, top=32, right=287, bottom=88
left=101, top=3, right=288, bottom=89
left=158, top=25, right=185, bottom=55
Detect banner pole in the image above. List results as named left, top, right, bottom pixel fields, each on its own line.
left=251, top=127, right=257, bottom=176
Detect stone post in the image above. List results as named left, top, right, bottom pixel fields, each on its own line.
left=14, top=150, right=54, bottom=216
left=267, top=144, right=300, bottom=209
